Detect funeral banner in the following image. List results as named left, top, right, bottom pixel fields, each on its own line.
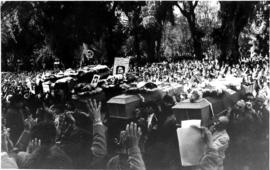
left=113, top=57, right=130, bottom=75
left=91, top=74, right=100, bottom=88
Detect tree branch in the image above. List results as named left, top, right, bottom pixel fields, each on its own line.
left=175, top=2, right=188, bottom=17
left=111, top=1, right=118, bottom=13
left=193, top=1, right=199, bottom=10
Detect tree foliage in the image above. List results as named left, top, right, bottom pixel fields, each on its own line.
left=1, top=1, right=123, bottom=69
left=1, top=1, right=266, bottom=71
left=175, top=1, right=205, bottom=60
left=1, top=2, right=44, bottom=70
left=212, top=1, right=259, bottom=65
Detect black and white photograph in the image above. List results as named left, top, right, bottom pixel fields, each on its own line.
left=1, top=1, right=269, bottom=170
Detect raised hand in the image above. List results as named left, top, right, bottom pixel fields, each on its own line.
left=2, top=127, right=14, bottom=152
left=126, top=122, right=142, bottom=148
left=27, top=138, right=41, bottom=153
left=85, top=99, right=102, bottom=122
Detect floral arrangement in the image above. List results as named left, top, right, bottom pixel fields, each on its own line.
left=189, top=90, right=202, bottom=103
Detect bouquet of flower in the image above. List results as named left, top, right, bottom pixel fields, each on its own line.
left=189, top=90, right=202, bottom=103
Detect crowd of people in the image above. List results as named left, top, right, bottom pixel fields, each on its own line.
left=1, top=57, right=269, bottom=170
left=130, top=58, right=269, bottom=102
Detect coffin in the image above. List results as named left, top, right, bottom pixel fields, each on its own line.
left=205, top=90, right=241, bottom=116
left=204, top=97, right=226, bottom=116
left=173, top=90, right=241, bottom=127
left=172, top=99, right=211, bottom=127
left=107, top=94, right=141, bottom=119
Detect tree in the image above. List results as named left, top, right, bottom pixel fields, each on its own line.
left=212, top=1, right=258, bottom=65
left=154, top=1, right=176, bottom=60
left=1, top=2, right=45, bottom=71
left=175, top=1, right=205, bottom=60
left=1, top=1, right=123, bottom=70
left=160, top=17, right=192, bottom=60
left=39, top=1, right=120, bottom=67
left=115, top=1, right=146, bottom=64
left=115, top=1, right=177, bottom=64
left=250, top=2, right=269, bottom=59
left=195, top=1, right=220, bottom=59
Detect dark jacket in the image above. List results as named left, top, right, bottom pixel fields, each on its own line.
left=18, top=145, right=73, bottom=169
left=61, top=124, right=107, bottom=168
left=15, top=124, right=107, bottom=169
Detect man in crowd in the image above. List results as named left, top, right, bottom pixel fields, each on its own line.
left=144, top=95, right=179, bottom=170
left=17, top=121, right=73, bottom=168
left=107, top=122, right=146, bottom=170
left=5, top=95, right=25, bottom=144
left=2, top=99, right=107, bottom=169
left=209, top=116, right=230, bottom=170
left=225, top=96, right=268, bottom=170
left=60, top=99, right=107, bottom=169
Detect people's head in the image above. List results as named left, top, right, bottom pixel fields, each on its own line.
left=234, top=100, right=246, bottom=113
left=244, top=93, right=254, bottom=103
left=163, top=95, right=175, bottom=107
left=116, top=130, right=128, bottom=154
left=245, top=101, right=253, bottom=111
left=133, top=108, right=142, bottom=118
left=142, top=102, right=158, bottom=115
left=255, top=96, right=265, bottom=108
left=214, top=116, right=229, bottom=131
left=30, top=121, right=56, bottom=145
left=161, top=95, right=175, bottom=115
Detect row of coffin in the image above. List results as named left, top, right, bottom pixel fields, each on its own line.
left=107, top=87, right=242, bottom=127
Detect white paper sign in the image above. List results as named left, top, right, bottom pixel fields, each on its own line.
left=42, top=83, right=50, bottom=93
left=91, top=74, right=100, bottom=88
left=113, top=57, right=130, bottom=75
left=181, top=119, right=201, bottom=128
left=177, top=127, right=206, bottom=166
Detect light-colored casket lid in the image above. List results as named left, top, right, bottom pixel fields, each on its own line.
left=107, top=94, right=141, bottom=104
left=172, top=98, right=209, bottom=109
